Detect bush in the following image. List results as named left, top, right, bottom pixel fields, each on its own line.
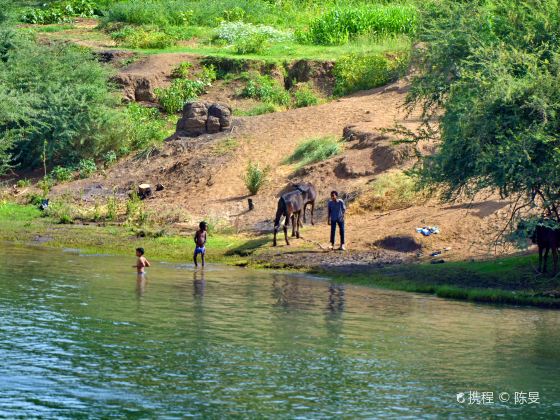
left=51, top=165, right=74, bottom=182
left=20, top=0, right=100, bottom=25
left=78, top=158, right=97, bottom=178
left=44, top=200, right=75, bottom=224
left=298, top=5, right=417, bottom=46
left=354, top=171, right=424, bottom=212
left=103, top=1, right=192, bottom=27
left=103, top=0, right=275, bottom=28
left=285, top=136, right=341, bottom=167
left=243, top=161, right=269, bottom=195
left=16, top=179, right=31, bottom=188
left=125, top=103, right=168, bottom=150
left=333, top=53, right=407, bottom=96
left=171, top=61, right=192, bottom=79
left=293, top=84, right=319, bottom=108
left=106, top=195, right=118, bottom=221
left=110, top=25, right=175, bottom=49
left=155, top=67, right=214, bottom=113
left=240, top=73, right=290, bottom=106
left=155, top=78, right=205, bottom=113
left=0, top=32, right=126, bottom=174
left=234, top=32, right=270, bottom=54
left=215, top=21, right=292, bottom=45
left=103, top=150, right=117, bottom=166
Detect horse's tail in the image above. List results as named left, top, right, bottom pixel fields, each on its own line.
left=274, top=196, right=287, bottom=229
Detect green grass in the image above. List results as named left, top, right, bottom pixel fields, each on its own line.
left=0, top=202, right=261, bottom=264
left=138, top=35, right=411, bottom=62
left=234, top=103, right=277, bottom=116
left=1, top=202, right=558, bottom=308
left=324, top=255, right=560, bottom=309
left=285, top=136, right=342, bottom=167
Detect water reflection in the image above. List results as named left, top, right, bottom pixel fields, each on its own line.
left=327, top=284, right=345, bottom=316
left=136, top=273, right=147, bottom=297
left=193, top=269, right=205, bottom=299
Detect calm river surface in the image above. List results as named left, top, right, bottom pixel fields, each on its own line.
left=0, top=245, right=559, bottom=418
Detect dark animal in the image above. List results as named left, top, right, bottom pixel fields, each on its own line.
left=273, top=190, right=304, bottom=246
left=293, top=182, right=317, bottom=226
left=532, top=224, right=560, bottom=274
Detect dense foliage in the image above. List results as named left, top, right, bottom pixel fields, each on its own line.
left=0, top=4, right=171, bottom=176
left=298, top=5, right=417, bottom=46
left=409, top=0, right=560, bottom=220
left=0, top=30, right=124, bottom=170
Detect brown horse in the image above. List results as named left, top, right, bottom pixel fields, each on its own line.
left=273, top=190, right=304, bottom=246
left=532, top=224, right=560, bottom=274
left=293, top=183, right=317, bottom=226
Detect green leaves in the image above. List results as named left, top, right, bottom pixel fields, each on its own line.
left=410, top=0, right=560, bottom=216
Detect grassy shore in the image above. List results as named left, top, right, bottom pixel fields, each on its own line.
left=2, top=202, right=559, bottom=308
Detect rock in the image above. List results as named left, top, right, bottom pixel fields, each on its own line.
left=95, top=50, right=135, bottom=64
left=206, top=116, right=221, bottom=134
left=112, top=74, right=162, bottom=102
left=175, top=101, right=233, bottom=137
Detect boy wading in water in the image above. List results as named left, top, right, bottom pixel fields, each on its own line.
left=194, top=221, right=208, bottom=267
left=327, top=191, right=346, bottom=251
left=134, top=247, right=151, bottom=274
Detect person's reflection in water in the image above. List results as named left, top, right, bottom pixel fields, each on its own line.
left=193, top=269, right=206, bottom=299
left=136, top=273, right=148, bottom=297
left=327, top=284, right=345, bottom=316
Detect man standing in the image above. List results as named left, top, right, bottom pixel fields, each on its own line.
left=327, top=191, right=346, bottom=250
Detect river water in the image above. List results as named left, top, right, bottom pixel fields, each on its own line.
left=0, top=245, right=559, bottom=418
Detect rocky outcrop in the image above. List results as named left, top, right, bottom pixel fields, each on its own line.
left=112, top=73, right=164, bottom=102
left=175, top=102, right=232, bottom=137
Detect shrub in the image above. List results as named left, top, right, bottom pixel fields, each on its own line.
left=233, top=32, right=269, bottom=54
left=155, top=78, right=206, bottom=113
left=293, top=84, right=319, bottom=108
left=298, top=5, right=417, bottom=46
left=243, top=161, right=269, bottom=195
left=354, top=171, right=424, bottom=212
left=51, top=166, right=74, bottom=182
left=171, top=61, right=192, bottom=79
left=240, top=73, right=290, bottom=106
left=103, top=150, right=117, bottom=166
left=103, top=1, right=192, bottom=27
left=37, top=177, right=54, bottom=196
left=44, top=200, right=75, bottom=224
left=78, top=158, right=97, bottom=178
left=0, top=33, right=125, bottom=174
left=20, top=0, right=99, bottom=25
left=155, top=68, right=214, bottom=113
left=110, top=25, right=174, bottom=49
left=215, top=21, right=292, bottom=44
left=106, top=195, right=118, bottom=221
left=125, top=103, right=167, bottom=150
left=16, top=179, right=31, bottom=188
left=285, top=136, right=341, bottom=167
left=333, top=53, right=407, bottom=96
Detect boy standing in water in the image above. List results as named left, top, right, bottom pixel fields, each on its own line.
left=194, top=221, right=208, bottom=267
left=134, top=247, right=151, bottom=274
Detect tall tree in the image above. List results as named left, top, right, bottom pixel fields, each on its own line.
left=408, top=0, right=560, bottom=222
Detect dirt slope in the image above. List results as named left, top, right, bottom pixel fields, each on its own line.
left=55, top=75, right=515, bottom=262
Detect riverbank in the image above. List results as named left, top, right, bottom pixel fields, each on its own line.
left=1, top=202, right=559, bottom=309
